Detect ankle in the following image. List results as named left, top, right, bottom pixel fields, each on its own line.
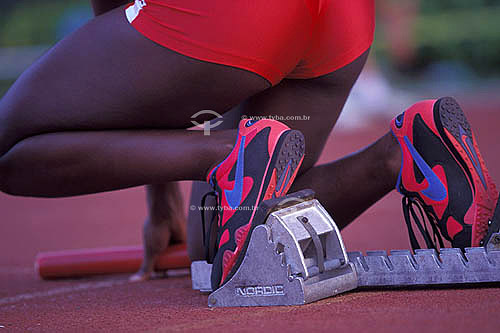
left=379, top=131, right=402, bottom=186
left=203, top=129, right=237, bottom=179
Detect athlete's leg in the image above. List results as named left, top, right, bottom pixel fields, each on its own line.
left=242, top=50, right=401, bottom=230
left=290, top=133, right=400, bottom=229
left=0, top=6, right=269, bottom=197
left=90, top=1, right=189, bottom=280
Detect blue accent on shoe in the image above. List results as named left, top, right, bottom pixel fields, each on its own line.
left=392, top=114, right=407, bottom=193
left=403, top=136, right=447, bottom=201
left=459, top=125, right=487, bottom=190
left=224, top=136, right=246, bottom=209
left=395, top=113, right=405, bottom=128
left=391, top=130, right=404, bottom=193
left=208, top=160, right=224, bottom=187
left=245, top=119, right=257, bottom=127
left=275, top=160, right=291, bottom=195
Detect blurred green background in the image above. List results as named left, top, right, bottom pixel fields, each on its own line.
left=375, top=0, right=500, bottom=77
left=0, top=0, right=90, bottom=96
left=0, top=0, right=499, bottom=98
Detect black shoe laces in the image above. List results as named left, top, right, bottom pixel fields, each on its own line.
left=402, top=196, right=445, bottom=251
left=200, top=189, right=220, bottom=263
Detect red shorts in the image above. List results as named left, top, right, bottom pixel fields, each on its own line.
left=126, top=0, right=375, bottom=86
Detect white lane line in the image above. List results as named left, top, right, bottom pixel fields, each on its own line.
left=0, top=280, right=128, bottom=306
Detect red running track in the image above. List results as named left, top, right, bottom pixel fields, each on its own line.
left=1, top=99, right=500, bottom=331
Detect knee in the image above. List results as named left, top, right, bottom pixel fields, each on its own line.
left=0, top=98, right=28, bottom=194
left=0, top=125, right=21, bottom=195
left=0, top=153, right=12, bottom=195
left=0, top=145, right=33, bottom=196
left=0, top=123, right=13, bottom=195
left=0, top=123, right=9, bottom=194
left=0, top=80, right=41, bottom=157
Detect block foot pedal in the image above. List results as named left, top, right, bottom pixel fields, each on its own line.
left=350, top=197, right=500, bottom=287
left=192, top=190, right=358, bottom=307
left=349, top=245, right=500, bottom=287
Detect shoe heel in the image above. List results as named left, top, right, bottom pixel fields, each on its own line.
left=435, top=97, right=499, bottom=245
left=271, top=130, right=305, bottom=197
left=436, top=97, right=472, bottom=144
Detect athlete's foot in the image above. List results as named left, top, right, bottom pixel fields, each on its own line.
left=204, top=119, right=305, bottom=290
left=391, top=97, right=498, bottom=249
left=130, top=184, right=187, bottom=282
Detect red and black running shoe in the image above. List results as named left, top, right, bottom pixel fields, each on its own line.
left=204, top=119, right=305, bottom=289
left=391, top=97, right=498, bottom=249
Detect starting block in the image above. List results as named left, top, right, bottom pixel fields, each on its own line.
left=192, top=190, right=357, bottom=307
left=192, top=190, right=500, bottom=307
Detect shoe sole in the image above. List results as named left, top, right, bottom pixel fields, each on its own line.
left=434, top=97, right=498, bottom=246
left=264, top=130, right=306, bottom=199
left=219, top=129, right=305, bottom=287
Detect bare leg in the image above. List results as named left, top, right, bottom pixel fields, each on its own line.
left=0, top=5, right=267, bottom=281
left=0, top=6, right=268, bottom=197
left=186, top=50, right=402, bottom=259
left=241, top=50, right=401, bottom=231
left=89, top=1, right=194, bottom=279
left=289, top=132, right=401, bottom=229
left=0, top=5, right=400, bottom=270
left=0, top=129, right=237, bottom=196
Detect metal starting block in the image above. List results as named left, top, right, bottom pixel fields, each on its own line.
left=192, top=190, right=357, bottom=307
left=350, top=246, right=500, bottom=287
left=191, top=190, right=500, bottom=307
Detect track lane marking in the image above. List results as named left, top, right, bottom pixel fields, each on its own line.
left=0, top=279, right=127, bottom=306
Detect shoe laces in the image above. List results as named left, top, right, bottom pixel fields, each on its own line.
left=200, top=189, right=220, bottom=263
left=402, top=196, right=445, bottom=251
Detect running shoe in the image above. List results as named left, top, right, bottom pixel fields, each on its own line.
left=204, top=119, right=305, bottom=290
left=391, top=97, right=498, bottom=249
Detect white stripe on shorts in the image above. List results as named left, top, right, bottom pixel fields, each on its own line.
left=126, top=0, right=146, bottom=23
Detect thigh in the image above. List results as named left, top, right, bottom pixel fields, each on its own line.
left=242, top=50, right=370, bottom=171
left=0, top=5, right=269, bottom=155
